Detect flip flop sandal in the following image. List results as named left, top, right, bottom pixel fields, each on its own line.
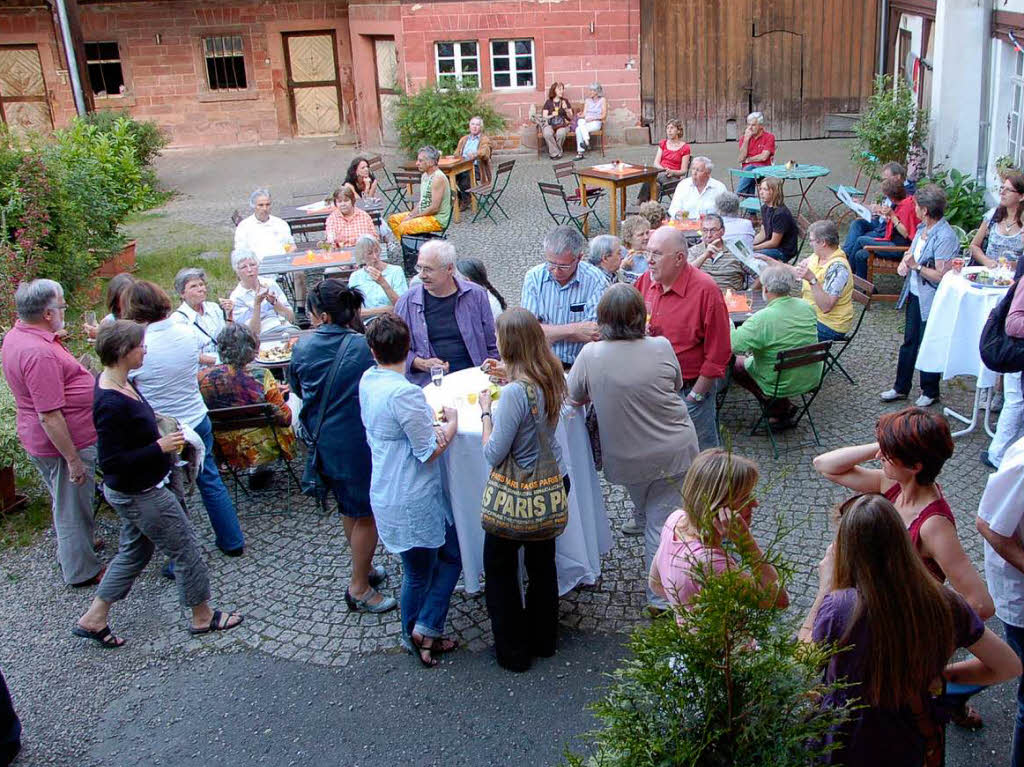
left=189, top=609, right=243, bottom=635
left=430, top=637, right=459, bottom=654
left=72, top=624, right=124, bottom=648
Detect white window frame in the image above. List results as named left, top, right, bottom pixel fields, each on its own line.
left=1009, top=50, right=1024, bottom=169
left=434, top=41, right=480, bottom=89
left=490, top=38, right=535, bottom=90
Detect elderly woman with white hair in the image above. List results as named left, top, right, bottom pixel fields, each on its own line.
left=387, top=146, right=452, bottom=239
left=729, top=264, right=821, bottom=427
left=171, top=267, right=230, bottom=365
left=233, top=187, right=293, bottom=261
left=347, top=234, right=409, bottom=318
left=575, top=82, right=606, bottom=160
left=587, top=234, right=630, bottom=284
left=736, top=111, right=776, bottom=197
left=228, top=248, right=295, bottom=338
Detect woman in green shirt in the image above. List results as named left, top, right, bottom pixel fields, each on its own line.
left=730, top=264, right=821, bottom=426
left=386, top=145, right=452, bottom=239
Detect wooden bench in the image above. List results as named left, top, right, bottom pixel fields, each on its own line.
left=535, top=102, right=605, bottom=158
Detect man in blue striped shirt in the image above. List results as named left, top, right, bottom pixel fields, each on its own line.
left=521, top=226, right=607, bottom=367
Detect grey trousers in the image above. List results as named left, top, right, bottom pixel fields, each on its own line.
left=542, top=124, right=568, bottom=158
left=97, top=484, right=211, bottom=608
left=29, top=444, right=101, bottom=585
left=624, top=473, right=687, bottom=609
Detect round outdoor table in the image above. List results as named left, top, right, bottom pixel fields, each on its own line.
left=421, top=367, right=612, bottom=596
left=749, top=164, right=830, bottom=219
left=915, top=272, right=1009, bottom=437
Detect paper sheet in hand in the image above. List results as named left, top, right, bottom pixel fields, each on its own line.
left=725, top=237, right=765, bottom=275
left=836, top=186, right=873, bottom=222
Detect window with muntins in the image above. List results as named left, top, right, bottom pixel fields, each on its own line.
left=435, top=41, right=479, bottom=89
left=203, top=36, right=247, bottom=91
left=491, top=39, right=534, bottom=89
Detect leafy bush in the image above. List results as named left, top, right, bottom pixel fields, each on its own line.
left=567, top=513, right=850, bottom=767
left=394, top=85, right=506, bottom=158
left=852, top=75, right=929, bottom=177
left=918, top=166, right=986, bottom=233
left=0, top=377, right=25, bottom=471
left=82, top=109, right=168, bottom=169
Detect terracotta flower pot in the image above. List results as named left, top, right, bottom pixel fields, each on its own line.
left=0, top=464, right=26, bottom=514
left=95, top=239, right=137, bottom=278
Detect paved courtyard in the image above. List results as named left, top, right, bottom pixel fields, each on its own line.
left=0, top=138, right=1018, bottom=765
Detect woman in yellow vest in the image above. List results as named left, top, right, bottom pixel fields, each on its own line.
left=793, top=220, right=854, bottom=341
left=387, top=145, right=452, bottom=239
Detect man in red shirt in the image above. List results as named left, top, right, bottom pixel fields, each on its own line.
left=736, top=111, right=776, bottom=197
left=1, top=279, right=103, bottom=586
left=634, top=227, right=732, bottom=449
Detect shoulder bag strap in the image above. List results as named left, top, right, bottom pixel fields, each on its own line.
left=309, top=332, right=355, bottom=446
left=174, top=308, right=218, bottom=343
left=522, top=382, right=559, bottom=464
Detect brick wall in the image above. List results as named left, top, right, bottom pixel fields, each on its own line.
left=394, top=0, right=642, bottom=140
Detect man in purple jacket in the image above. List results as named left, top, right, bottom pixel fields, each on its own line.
left=394, top=240, right=498, bottom=385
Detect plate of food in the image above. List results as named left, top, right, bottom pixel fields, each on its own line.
left=962, top=266, right=1013, bottom=288
left=256, top=338, right=297, bottom=364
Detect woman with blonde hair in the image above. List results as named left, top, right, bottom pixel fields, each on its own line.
left=800, top=493, right=1020, bottom=766
left=478, top=307, right=568, bottom=671
left=619, top=215, right=651, bottom=274
left=649, top=448, right=788, bottom=619
left=752, top=177, right=798, bottom=262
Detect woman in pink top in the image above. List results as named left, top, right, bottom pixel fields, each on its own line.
left=649, top=449, right=789, bottom=617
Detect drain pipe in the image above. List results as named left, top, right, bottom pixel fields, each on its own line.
left=976, top=0, right=994, bottom=185
left=54, top=0, right=87, bottom=116
left=878, top=0, right=890, bottom=74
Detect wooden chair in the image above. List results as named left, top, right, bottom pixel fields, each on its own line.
left=287, top=216, right=326, bottom=244
left=659, top=176, right=681, bottom=205
left=863, top=243, right=908, bottom=302
left=207, top=403, right=301, bottom=516
left=823, top=275, right=874, bottom=385
left=746, top=341, right=833, bottom=458
left=468, top=159, right=515, bottom=224
left=538, top=182, right=591, bottom=234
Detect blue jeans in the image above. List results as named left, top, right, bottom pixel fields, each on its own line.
left=398, top=522, right=462, bottom=643
left=1004, top=621, right=1024, bottom=766
left=842, top=217, right=885, bottom=254
left=736, top=164, right=760, bottom=196
left=817, top=322, right=847, bottom=342
left=851, top=233, right=910, bottom=279
left=193, top=415, right=245, bottom=552
left=758, top=247, right=789, bottom=262
left=682, top=379, right=721, bottom=451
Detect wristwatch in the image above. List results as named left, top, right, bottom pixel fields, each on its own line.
left=914, top=263, right=923, bottom=272
left=687, top=390, right=706, bottom=403
left=808, top=275, right=818, bottom=286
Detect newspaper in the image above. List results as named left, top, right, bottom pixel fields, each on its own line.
left=836, top=186, right=873, bottom=222
left=724, top=237, right=765, bottom=275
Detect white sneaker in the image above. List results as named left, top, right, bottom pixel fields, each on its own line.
left=914, top=394, right=938, bottom=407
left=879, top=389, right=908, bottom=402
left=620, top=518, right=643, bottom=536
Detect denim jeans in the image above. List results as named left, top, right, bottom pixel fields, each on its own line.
left=841, top=217, right=885, bottom=255
left=851, top=233, right=910, bottom=279
left=757, top=247, right=789, bottom=262
left=398, top=522, right=462, bottom=642
left=894, top=293, right=940, bottom=398
left=193, top=415, right=245, bottom=552
left=682, top=379, right=721, bottom=451
left=1004, top=621, right=1024, bottom=766
left=817, top=321, right=847, bottom=342
left=736, top=164, right=760, bottom=196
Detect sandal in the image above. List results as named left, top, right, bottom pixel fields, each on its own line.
left=72, top=624, right=125, bottom=648
left=410, top=635, right=439, bottom=668
left=413, top=632, right=458, bottom=655
left=189, top=609, right=243, bottom=635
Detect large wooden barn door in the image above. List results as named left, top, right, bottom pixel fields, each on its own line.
left=640, top=0, right=877, bottom=143
left=284, top=31, right=344, bottom=137
left=0, top=45, right=52, bottom=136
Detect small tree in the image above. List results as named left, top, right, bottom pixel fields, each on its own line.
left=567, top=510, right=851, bottom=767
left=394, top=85, right=506, bottom=158
left=852, top=74, right=930, bottom=177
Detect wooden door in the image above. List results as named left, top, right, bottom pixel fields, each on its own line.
left=751, top=31, right=803, bottom=140
left=284, top=32, right=344, bottom=137
left=0, top=45, right=52, bottom=135
left=373, top=38, right=400, bottom=146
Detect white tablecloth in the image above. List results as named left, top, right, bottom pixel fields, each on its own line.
left=422, top=368, right=611, bottom=596
left=916, top=273, right=1008, bottom=388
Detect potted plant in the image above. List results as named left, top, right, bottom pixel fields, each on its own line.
left=996, top=155, right=1020, bottom=179
left=0, top=377, right=27, bottom=513
left=851, top=74, right=930, bottom=179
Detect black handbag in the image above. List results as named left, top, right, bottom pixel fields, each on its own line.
left=300, top=333, right=354, bottom=500
left=980, top=279, right=1024, bottom=373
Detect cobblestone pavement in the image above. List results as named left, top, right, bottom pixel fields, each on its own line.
left=1, top=140, right=1016, bottom=764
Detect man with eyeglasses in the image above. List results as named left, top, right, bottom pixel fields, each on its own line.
left=635, top=227, right=732, bottom=450
left=688, top=213, right=755, bottom=291
left=1, top=279, right=104, bottom=586
left=521, top=225, right=607, bottom=368
left=394, top=239, right=497, bottom=385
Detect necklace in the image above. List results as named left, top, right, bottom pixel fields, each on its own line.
left=100, top=371, right=138, bottom=398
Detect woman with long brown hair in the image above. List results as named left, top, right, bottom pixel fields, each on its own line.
left=800, top=494, right=1019, bottom=766
left=477, top=307, right=568, bottom=671
left=752, top=177, right=798, bottom=261
left=970, top=171, right=1024, bottom=268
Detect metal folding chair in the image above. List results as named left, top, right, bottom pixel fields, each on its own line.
left=468, top=159, right=515, bottom=223
left=823, top=275, right=874, bottom=385
left=538, top=182, right=592, bottom=234
left=553, top=160, right=605, bottom=229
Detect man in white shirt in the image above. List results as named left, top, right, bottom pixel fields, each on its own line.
left=233, top=188, right=292, bottom=260
left=667, top=156, right=727, bottom=220
left=976, top=434, right=1024, bottom=764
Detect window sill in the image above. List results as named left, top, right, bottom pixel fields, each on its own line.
left=95, top=93, right=136, bottom=108
left=197, top=90, right=259, bottom=104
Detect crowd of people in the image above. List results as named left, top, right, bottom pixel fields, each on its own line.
left=8, top=120, right=1024, bottom=767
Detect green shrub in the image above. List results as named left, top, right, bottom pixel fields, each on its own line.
left=918, top=166, right=986, bottom=233
left=394, top=85, right=506, bottom=158
left=852, top=75, right=929, bottom=177
left=82, top=109, right=168, bottom=168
